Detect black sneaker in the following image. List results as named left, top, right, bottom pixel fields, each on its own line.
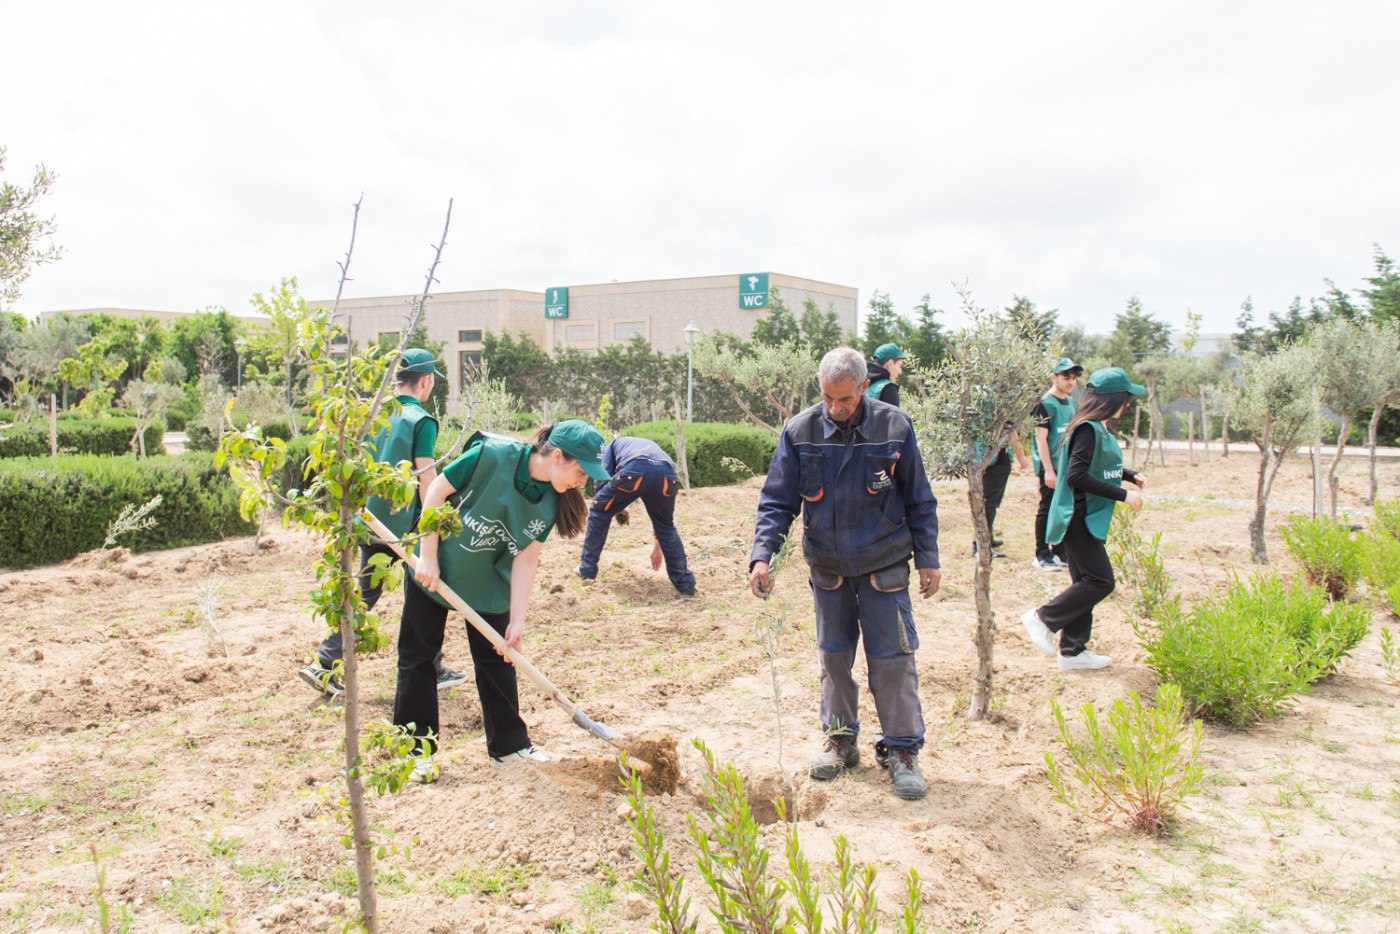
left=991, top=537, right=1005, bottom=548
left=436, top=666, right=470, bottom=692
left=809, top=733, right=859, bottom=780
left=299, top=663, right=343, bottom=697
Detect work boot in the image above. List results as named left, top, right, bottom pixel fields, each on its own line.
left=809, top=733, right=859, bottom=780
left=887, top=748, right=927, bottom=801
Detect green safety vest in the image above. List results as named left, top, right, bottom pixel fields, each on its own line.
left=1046, top=420, right=1122, bottom=545
left=365, top=397, right=436, bottom=541
left=1031, top=391, right=1076, bottom=474
left=866, top=379, right=892, bottom=400
left=416, top=434, right=557, bottom=614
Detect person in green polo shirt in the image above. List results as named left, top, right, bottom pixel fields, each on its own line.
left=865, top=343, right=907, bottom=407
left=298, top=349, right=468, bottom=697
left=1030, top=357, right=1083, bottom=570
left=1020, top=367, right=1148, bottom=671
left=394, top=419, right=609, bottom=783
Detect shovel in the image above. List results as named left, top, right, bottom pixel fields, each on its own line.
left=361, top=511, right=625, bottom=748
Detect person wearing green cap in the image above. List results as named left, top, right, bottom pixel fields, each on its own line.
left=1021, top=367, right=1148, bottom=671
left=1030, top=357, right=1084, bottom=571
left=393, top=419, right=609, bottom=782
left=298, top=349, right=468, bottom=697
left=865, top=343, right=908, bottom=406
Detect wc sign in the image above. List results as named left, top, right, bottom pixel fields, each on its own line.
left=545, top=287, right=569, bottom=319
left=739, top=273, right=769, bottom=309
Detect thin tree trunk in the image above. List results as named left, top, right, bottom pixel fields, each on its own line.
left=1131, top=405, right=1142, bottom=470
left=49, top=395, right=57, bottom=456
left=1326, top=415, right=1350, bottom=520
left=1250, top=415, right=1275, bottom=564
left=1156, top=399, right=1167, bottom=467
left=966, top=461, right=995, bottom=722
left=1368, top=404, right=1383, bottom=505
left=1200, top=389, right=1210, bottom=461
left=1188, top=412, right=1195, bottom=467
left=339, top=501, right=379, bottom=932
left=1222, top=414, right=1230, bottom=459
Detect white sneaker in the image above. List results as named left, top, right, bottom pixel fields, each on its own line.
left=1033, top=556, right=1062, bottom=571
left=490, top=746, right=550, bottom=768
left=410, top=754, right=439, bottom=784
left=1020, top=609, right=1056, bottom=657
left=1058, top=650, right=1112, bottom=671
left=1051, top=555, right=1070, bottom=569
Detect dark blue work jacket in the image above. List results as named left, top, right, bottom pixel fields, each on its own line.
left=750, top=398, right=940, bottom=577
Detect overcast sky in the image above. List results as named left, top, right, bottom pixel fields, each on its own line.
left=7, top=1, right=1399, bottom=336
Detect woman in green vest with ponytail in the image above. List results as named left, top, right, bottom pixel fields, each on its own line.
left=395, top=420, right=610, bottom=782
left=1020, top=368, right=1148, bottom=671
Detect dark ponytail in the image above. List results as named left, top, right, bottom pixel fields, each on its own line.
left=531, top=425, right=587, bottom=538
left=1057, top=390, right=1132, bottom=459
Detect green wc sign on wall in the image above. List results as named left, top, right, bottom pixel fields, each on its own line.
left=739, top=273, right=768, bottom=309
left=545, top=287, right=569, bottom=319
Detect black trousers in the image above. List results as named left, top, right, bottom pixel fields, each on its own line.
left=393, top=579, right=529, bottom=759
left=316, top=542, right=443, bottom=674
left=1034, top=472, right=1067, bottom=560
left=1036, top=513, right=1115, bottom=656
left=982, top=450, right=1012, bottom=536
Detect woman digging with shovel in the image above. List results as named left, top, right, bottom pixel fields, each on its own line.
left=394, top=420, right=609, bottom=783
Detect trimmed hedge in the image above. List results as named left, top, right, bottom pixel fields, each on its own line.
left=620, top=420, right=777, bottom=487
left=0, top=453, right=255, bottom=570
left=0, top=417, right=166, bottom=458
left=187, top=417, right=311, bottom=452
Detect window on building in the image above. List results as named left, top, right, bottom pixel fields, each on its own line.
left=564, top=323, right=596, bottom=345
left=457, top=328, right=483, bottom=343
left=330, top=331, right=349, bottom=346
left=459, top=350, right=483, bottom=388
left=612, top=320, right=647, bottom=342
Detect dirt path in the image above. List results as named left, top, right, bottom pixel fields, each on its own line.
left=1, top=449, right=1398, bottom=931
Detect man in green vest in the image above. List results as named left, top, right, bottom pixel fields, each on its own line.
left=1030, top=357, right=1082, bottom=570
left=298, top=348, right=468, bottom=696
left=865, top=343, right=907, bottom=407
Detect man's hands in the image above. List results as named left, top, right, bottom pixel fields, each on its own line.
left=749, top=561, right=772, bottom=598
left=918, top=567, right=941, bottom=598
left=650, top=541, right=664, bottom=571
left=614, top=508, right=630, bottom=526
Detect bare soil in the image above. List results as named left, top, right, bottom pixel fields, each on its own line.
left=2, top=445, right=1399, bottom=932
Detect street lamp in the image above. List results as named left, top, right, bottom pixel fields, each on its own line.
left=234, top=337, right=247, bottom=390
left=683, top=321, right=700, bottom=422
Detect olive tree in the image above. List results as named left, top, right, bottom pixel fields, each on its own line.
left=1233, top=341, right=1320, bottom=563
left=1308, top=319, right=1378, bottom=518
left=1349, top=318, right=1400, bottom=505
left=691, top=334, right=818, bottom=434
left=905, top=294, right=1055, bottom=720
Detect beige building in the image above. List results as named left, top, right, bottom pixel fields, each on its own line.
left=313, top=271, right=858, bottom=397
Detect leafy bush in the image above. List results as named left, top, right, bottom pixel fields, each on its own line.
left=1141, top=576, right=1370, bottom=725
left=1045, top=683, right=1203, bottom=836
left=1108, top=504, right=1178, bottom=621
left=1362, top=532, right=1400, bottom=589
left=622, top=421, right=777, bottom=487
left=1371, top=499, right=1400, bottom=542
left=187, top=416, right=309, bottom=452
left=1280, top=516, right=1364, bottom=600
left=0, top=453, right=254, bottom=569
left=0, top=417, right=165, bottom=458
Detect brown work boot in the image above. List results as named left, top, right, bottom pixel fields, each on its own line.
left=809, top=733, right=859, bottom=780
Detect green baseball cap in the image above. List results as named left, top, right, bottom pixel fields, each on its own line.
left=549, top=420, right=611, bottom=482
left=874, top=343, right=907, bottom=363
left=1087, top=366, right=1146, bottom=396
left=400, top=348, right=445, bottom=377
left=1052, top=357, right=1084, bottom=375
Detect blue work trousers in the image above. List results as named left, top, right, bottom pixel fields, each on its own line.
left=579, top=457, right=696, bottom=594
left=811, top=566, right=925, bottom=751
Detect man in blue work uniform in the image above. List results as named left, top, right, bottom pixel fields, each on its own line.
left=577, top=436, right=697, bottom=596
left=749, top=347, right=942, bottom=801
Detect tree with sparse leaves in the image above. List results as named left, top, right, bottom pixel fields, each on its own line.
left=905, top=289, right=1056, bottom=720
left=0, top=146, right=63, bottom=308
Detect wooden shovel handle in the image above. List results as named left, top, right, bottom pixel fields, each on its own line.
left=360, top=512, right=581, bottom=718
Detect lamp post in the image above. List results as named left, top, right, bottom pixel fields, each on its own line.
left=683, top=321, right=700, bottom=422
left=234, top=337, right=247, bottom=390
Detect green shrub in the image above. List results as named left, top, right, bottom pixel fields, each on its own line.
left=1371, top=499, right=1400, bottom=542
left=187, top=417, right=309, bottom=452
left=1141, top=575, right=1370, bottom=725
left=0, top=454, right=254, bottom=569
left=1362, top=532, right=1400, bottom=591
left=1108, top=503, right=1178, bottom=621
left=1045, top=683, right=1203, bottom=836
left=0, top=417, right=165, bottom=458
left=1280, top=516, right=1364, bottom=600
left=621, top=421, right=776, bottom=487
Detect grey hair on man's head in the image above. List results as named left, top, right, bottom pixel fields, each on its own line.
left=818, top=347, right=867, bottom=387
